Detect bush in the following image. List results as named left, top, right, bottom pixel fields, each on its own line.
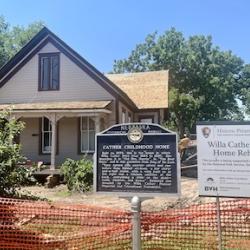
left=61, top=157, right=93, bottom=192
left=0, top=109, right=36, bottom=196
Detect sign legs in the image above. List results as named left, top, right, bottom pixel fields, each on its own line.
left=131, top=196, right=141, bottom=250
left=216, top=196, right=222, bottom=250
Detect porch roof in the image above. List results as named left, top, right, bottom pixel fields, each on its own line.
left=0, top=100, right=112, bottom=112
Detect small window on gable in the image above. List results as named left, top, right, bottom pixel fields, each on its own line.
left=39, top=53, right=60, bottom=90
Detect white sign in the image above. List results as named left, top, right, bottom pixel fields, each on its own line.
left=197, top=122, right=250, bottom=197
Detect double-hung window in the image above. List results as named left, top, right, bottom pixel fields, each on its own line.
left=128, top=112, right=132, bottom=123
left=42, top=117, right=52, bottom=153
left=122, top=109, right=126, bottom=123
left=80, top=117, right=95, bottom=152
left=139, top=116, right=154, bottom=123
left=39, top=53, right=60, bottom=90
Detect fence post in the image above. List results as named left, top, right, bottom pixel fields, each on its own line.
left=216, top=196, right=222, bottom=250
left=131, top=196, right=141, bottom=250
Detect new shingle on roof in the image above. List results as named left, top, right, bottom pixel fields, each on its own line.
left=0, top=100, right=112, bottom=111
left=106, top=70, right=168, bottom=110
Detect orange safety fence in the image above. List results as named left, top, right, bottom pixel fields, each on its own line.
left=0, top=197, right=249, bottom=249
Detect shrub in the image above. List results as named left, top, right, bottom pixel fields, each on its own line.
left=0, top=109, right=36, bottom=196
left=61, top=157, right=93, bottom=192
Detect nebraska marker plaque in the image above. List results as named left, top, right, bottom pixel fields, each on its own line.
left=94, top=123, right=180, bottom=197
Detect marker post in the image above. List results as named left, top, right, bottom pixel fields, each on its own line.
left=131, top=196, right=141, bottom=250
left=216, top=196, right=222, bottom=250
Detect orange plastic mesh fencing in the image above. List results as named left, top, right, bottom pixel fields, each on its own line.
left=0, top=197, right=132, bottom=249
left=0, top=197, right=249, bottom=250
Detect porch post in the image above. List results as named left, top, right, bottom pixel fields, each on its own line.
left=50, top=114, right=57, bottom=170
left=95, top=116, right=101, bottom=133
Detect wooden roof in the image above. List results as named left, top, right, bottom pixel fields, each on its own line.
left=106, top=70, right=168, bottom=109
left=0, top=100, right=112, bottom=111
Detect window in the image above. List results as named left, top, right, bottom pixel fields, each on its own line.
left=42, top=117, right=52, bottom=153
left=39, top=53, right=60, bottom=90
left=128, top=112, right=132, bottom=123
left=139, top=115, right=154, bottom=123
left=122, top=109, right=126, bottom=123
left=80, top=117, right=95, bottom=152
left=140, top=118, right=153, bottom=123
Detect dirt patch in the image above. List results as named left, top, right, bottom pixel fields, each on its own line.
left=21, top=177, right=216, bottom=211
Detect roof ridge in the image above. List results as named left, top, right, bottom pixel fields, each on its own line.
left=105, top=70, right=169, bottom=76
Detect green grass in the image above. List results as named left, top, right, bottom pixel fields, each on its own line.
left=55, top=189, right=71, bottom=198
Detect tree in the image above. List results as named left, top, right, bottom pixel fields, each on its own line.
left=236, top=64, right=250, bottom=115
left=0, top=109, right=27, bottom=196
left=0, top=18, right=43, bottom=196
left=0, top=16, right=44, bottom=68
left=113, top=28, right=244, bottom=136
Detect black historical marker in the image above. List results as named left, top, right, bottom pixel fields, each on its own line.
left=94, top=123, right=180, bottom=196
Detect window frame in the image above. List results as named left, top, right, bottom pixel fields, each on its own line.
left=138, top=115, right=155, bottom=123
left=80, top=117, right=96, bottom=153
left=128, top=112, right=132, bottom=123
left=38, top=52, right=60, bottom=91
left=122, top=108, right=126, bottom=123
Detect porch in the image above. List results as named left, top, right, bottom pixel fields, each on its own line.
left=1, top=100, right=113, bottom=170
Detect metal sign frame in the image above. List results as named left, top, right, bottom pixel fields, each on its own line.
left=197, top=120, right=250, bottom=198
left=94, top=123, right=181, bottom=197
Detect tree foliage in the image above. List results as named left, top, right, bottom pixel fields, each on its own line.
left=61, top=157, right=93, bottom=192
left=236, top=64, right=250, bottom=115
left=0, top=110, right=32, bottom=196
left=0, top=17, right=44, bottom=196
left=0, top=16, right=44, bottom=68
left=113, top=28, right=244, bottom=136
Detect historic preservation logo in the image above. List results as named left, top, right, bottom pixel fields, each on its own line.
left=206, top=177, right=214, bottom=183
left=204, top=177, right=218, bottom=191
left=202, top=127, right=211, bottom=138
left=127, top=127, right=144, bottom=143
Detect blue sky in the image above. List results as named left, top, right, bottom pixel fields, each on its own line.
left=1, top=0, right=250, bottom=72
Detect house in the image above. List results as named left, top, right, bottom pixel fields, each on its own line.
left=0, top=27, right=168, bottom=170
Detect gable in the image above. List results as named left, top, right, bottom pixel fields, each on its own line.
left=0, top=27, right=137, bottom=111
left=0, top=42, right=114, bottom=104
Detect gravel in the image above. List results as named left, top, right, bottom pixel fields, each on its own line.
left=21, top=177, right=216, bottom=211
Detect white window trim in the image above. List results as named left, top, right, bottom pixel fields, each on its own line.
left=122, top=109, right=126, bottom=123
left=41, top=57, right=49, bottom=89
left=80, top=117, right=95, bottom=153
left=128, top=112, right=132, bottom=123
left=42, top=117, right=52, bottom=154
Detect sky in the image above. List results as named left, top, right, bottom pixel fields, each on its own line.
left=1, top=0, right=250, bottom=72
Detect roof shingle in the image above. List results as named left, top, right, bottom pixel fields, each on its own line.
left=0, top=100, right=111, bottom=111
left=106, top=70, right=168, bottom=109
